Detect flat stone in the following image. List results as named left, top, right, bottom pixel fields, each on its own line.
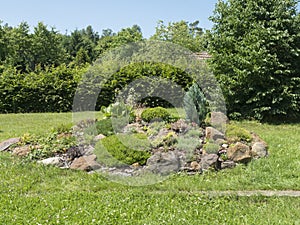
left=221, top=160, right=236, bottom=169
left=0, top=138, right=20, bottom=151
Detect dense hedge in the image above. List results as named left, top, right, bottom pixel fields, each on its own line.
left=0, top=65, right=87, bottom=113
left=0, top=62, right=194, bottom=113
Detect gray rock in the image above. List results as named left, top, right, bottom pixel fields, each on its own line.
left=201, top=154, right=218, bottom=170
left=251, top=142, right=268, bottom=159
left=80, top=145, right=95, bottom=156
left=227, top=142, right=252, bottom=163
left=70, top=154, right=101, bottom=171
left=146, top=151, right=182, bottom=175
left=38, top=157, right=65, bottom=167
left=0, top=137, right=20, bottom=151
left=205, top=127, right=225, bottom=141
left=210, top=112, right=229, bottom=132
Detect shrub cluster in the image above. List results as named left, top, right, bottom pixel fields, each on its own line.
left=0, top=65, right=86, bottom=113
left=94, top=133, right=151, bottom=166
left=141, top=107, right=172, bottom=123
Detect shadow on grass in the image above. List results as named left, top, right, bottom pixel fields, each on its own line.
left=261, top=116, right=300, bottom=125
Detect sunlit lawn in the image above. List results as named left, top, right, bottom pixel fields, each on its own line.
left=0, top=112, right=299, bottom=224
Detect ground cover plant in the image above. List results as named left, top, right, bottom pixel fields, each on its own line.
left=0, top=112, right=299, bottom=224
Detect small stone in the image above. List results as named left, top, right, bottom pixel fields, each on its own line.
left=221, top=160, right=236, bottom=169
left=131, top=162, right=140, bottom=168
left=222, top=143, right=229, bottom=148
left=38, top=157, right=65, bottom=167
left=0, top=138, right=20, bottom=151
left=190, top=161, right=201, bottom=171
left=94, top=134, right=106, bottom=141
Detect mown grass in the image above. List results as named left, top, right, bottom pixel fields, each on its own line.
left=0, top=113, right=300, bottom=224
left=0, top=113, right=73, bottom=141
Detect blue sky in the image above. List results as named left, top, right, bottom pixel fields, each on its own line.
left=0, top=0, right=218, bottom=37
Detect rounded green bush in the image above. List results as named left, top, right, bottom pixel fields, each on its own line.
left=94, top=133, right=151, bottom=166
left=141, top=107, right=171, bottom=123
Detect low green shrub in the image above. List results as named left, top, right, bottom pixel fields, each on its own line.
left=226, top=124, right=252, bottom=143
left=141, top=107, right=172, bottom=123
left=203, top=142, right=220, bottom=154
left=101, top=101, right=135, bottom=122
left=175, top=136, right=200, bottom=161
left=94, top=133, right=151, bottom=166
left=23, top=131, right=76, bottom=160
left=145, top=121, right=166, bottom=136
left=50, top=123, right=73, bottom=134
left=95, top=119, right=114, bottom=136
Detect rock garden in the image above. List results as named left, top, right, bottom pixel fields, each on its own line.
left=0, top=102, right=268, bottom=178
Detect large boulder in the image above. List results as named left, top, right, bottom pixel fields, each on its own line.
left=210, top=112, right=229, bottom=132
left=146, top=151, right=183, bottom=175
left=251, top=142, right=268, bottom=159
left=227, top=142, right=252, bottom=163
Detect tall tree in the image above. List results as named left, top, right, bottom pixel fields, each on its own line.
left=96, top=25, right=143, bottom=56
left=208, top=0, right=300, bottom=121
left=151, top=20, right=205, bottom=52
left=62, top=25, right=99, bottom=64
left=31, top=22, right=66, bottom=70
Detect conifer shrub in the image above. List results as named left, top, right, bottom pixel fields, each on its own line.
left=183, top=83, right=208, bottom=125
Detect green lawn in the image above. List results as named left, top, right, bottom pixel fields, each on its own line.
left=0, top=113, right=300, bottom=224
left=0, top=113, right=73, bottom=141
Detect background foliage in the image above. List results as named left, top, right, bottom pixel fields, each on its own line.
left=208, top=0, right=300, bottom=122
left=1, top=3, right=300, bottom=122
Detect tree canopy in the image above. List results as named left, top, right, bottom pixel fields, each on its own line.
left=208, top=0, right=300, bottom=121
left=151, top=20, right=205, bottom=52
